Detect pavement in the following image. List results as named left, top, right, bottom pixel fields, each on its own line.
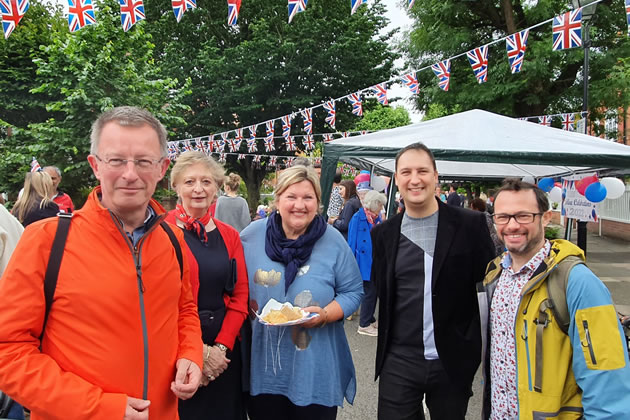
left=338, top=231, right=630, bottom=420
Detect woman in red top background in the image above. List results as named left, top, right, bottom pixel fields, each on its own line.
left=165, top=151, right=249, bottom=420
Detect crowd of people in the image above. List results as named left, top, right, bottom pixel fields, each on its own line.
left=1, top=106, right=629, bottom=420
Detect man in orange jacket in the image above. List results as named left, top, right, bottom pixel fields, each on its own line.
left=0, top=107, right=203, bottom=420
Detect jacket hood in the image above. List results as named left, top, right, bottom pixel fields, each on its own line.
left=548, top=239, right=585, bottom=266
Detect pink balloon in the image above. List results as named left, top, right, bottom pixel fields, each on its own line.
left=576, top=175, right=598, bottom=196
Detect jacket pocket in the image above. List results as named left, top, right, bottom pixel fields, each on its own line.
left=575, top=305, right=626, bottom=370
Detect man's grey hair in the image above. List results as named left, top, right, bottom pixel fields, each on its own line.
left=90, top=106, right=168, bottom=157
left=292, top=157, right=313, bottom=167
left=362, top=190, right=387, bottom=212
left=43, top=166, right=62, bottom=177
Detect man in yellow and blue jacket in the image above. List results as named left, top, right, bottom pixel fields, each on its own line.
left=479, top=178, right=630, bottom=419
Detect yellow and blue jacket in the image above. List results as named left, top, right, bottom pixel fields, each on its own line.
left=479, top=239, right=630, bottom=419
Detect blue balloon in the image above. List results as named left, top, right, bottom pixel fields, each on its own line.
left=584, top=182, right=607, bottom=203
left=537, top=177, right=555, bottom=193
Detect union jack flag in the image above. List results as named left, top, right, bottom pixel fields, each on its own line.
left=237, top=153, right=245, bottom=160
left=408, top=0, right=414, bottom=9
left=552, top=8, right=582, bottom=51
left=466, top=45, right=489, bottom=84
left=342, top=132, right=349, bottom=138
left=269, top=156, right=277, bottom=167
left=506, top=29, right=529, bottom=74
left=286, top=157, right=295, bottom=167
left=348, top=92, right=363, bottom=117
left=372, top=83, right=388, bottom=106
left=234, top=128, right=243, bottom=149
left=227, top=0, right=241, bottom=26
left=301, top=108, right=312, bottom=135
left=0, top=0, right=29, bottom=39
left=228, top=138, right=239, bottom=152
left=30, top=157, right=41, bottom=172
left=431, top=60, right=451, bottom=91
left=253, top=154, right=262, bottom=164
left=401, top=72, right=419, bottom=95
left=183, top=140, right=193, bottom=152
left=361, top=130, right=367, bottom=135
left=350, top=0, right=366, bottom=15
left=288, top=0, right=307, bottom=23
left=193, top=139, right=203, bottom=152
left=265, top=120, right=275, bottom=142
left=171, top=0, right=195, bottom=23
left=323, top=133, right=334, bottom=143
left=323, top=100, right=336, bottom=129
left=119, top=0, right=144, bottom=32
left=219, top=153, right=226, bottom=163
left=538, top=115, right=552, bottom=126
left=208, top=135, right=216, bottom=152
left=168, top=143, right=179, bottom=160
left=281, top=115, right=292, bottom=140
left=247, top=138, right=257, bottom=153
left=67, top=0, right=96, bottom=33
left=303, top=135, right=315, bottom=150
left=285, top=136, right=297, bottom=151
left=626, top=0, right=629, bottom=36
left=264, top=138, right=275, bottom=152
left=248, top=124, right=257, bottom=140
left=561, top=113, right=575, bottom=131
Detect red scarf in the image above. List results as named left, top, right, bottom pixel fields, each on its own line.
left=364, top=208, right=379, bottom=226
left=174, top=204, right=212, bottom=245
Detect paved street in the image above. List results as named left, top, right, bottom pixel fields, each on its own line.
left=338, top=232, right=630, bottom=419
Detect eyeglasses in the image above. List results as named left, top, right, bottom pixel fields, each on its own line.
left=493, top=212, right=543, bottom=225
left=95, top=155, right=163, bottom=171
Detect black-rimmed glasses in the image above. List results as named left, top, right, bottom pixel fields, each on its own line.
left=492, top=212, right=543, bottom=225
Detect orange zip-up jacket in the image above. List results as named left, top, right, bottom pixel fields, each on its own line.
left=0, top=187, right=203, bottom=419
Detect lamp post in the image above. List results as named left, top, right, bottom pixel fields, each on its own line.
left=572, top=0, right=598, bottom=254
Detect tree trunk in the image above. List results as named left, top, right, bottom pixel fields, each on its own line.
left=501, top=0, right=517, bottom=34
left=237, top=160, right=267, bottom=218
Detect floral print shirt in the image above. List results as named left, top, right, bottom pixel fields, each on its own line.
left=489, top=240, right=551, bottom=420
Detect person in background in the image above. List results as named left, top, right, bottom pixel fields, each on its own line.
left=326, top=169, right=344, bottom=220
left=240, top=165, right=363, bottom=420
left=480, top=179, right=630, bottom=419
left=166, top=152, right=249, bottom=420
left=330, top=179, right=361, bottom=239
left=0, top=204, right=25, bottom=420
left=215, top=173, right=251, bottom=233
left=435, top=186, right=446, bottom=203
left=43, top=166, right=75, bottom=213
left=470, top=198, right=504, bottom=256
left=347, top=190, right=387, bottom=337
left=371, top=142, right=496, bottom=420
left=11, top=171, right=59, bottom=227
left=0, top=106, right=203, bottom=419
left=446, top=183, right=461, bottom=207
left=313, top=161, right=322, bottom=178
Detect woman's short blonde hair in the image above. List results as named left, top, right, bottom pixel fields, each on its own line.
left=274, top=165, right=321, bottom=208
left=170, top=151, right=225, bottom=190
left=12, top=171, right=55, bottom=223
left=362, top=190, right=387, bottom=212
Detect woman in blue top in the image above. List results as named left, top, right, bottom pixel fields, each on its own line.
left=240, top=165, right=363, bottom=420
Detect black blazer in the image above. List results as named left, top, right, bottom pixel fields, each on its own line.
left=370, top=198, right=496, bottom=388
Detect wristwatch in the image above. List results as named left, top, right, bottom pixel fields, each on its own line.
left=215, top=343, right=228, bottom=352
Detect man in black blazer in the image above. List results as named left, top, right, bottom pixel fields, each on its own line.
left=371, top=143, right=496, bottom=420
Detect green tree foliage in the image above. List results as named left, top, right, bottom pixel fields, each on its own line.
left=144, top=0, right=397, bottom=210
left=0, top=0, right=191, bottom=202
left=402, top=0, right=630, bottom=120
left=352, top=104, right=411, bottom=130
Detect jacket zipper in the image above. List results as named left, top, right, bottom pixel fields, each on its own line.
left=520, top=319, right=534, bottom=391
left=581, top=320, right=597, bottom=365
left=110, top=212, right=165, bottom=400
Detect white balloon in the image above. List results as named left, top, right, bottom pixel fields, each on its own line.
left=549, top=186, right=562, bottom=203
left=371, top=175, right=387, bottom=192
left=522, top=175, right=535, bottom=185
left=599, top=177, right=626, bottom=200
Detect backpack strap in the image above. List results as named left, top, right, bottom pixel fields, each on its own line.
left=41, top=213, right=73, bottom=340
left=533, top=255, right=584, bottom=393
left=160, top=221, right=183, bottom=280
